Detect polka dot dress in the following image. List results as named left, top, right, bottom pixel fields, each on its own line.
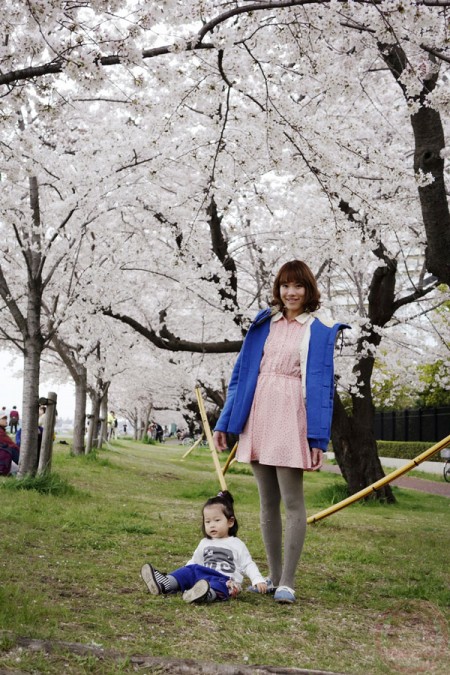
left=237, top=316, right=312, bottom=469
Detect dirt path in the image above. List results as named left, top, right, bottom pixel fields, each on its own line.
left=322, top=463, right=450, bottom=497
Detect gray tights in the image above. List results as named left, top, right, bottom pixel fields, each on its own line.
left=251, top=462, right=306, bottom=589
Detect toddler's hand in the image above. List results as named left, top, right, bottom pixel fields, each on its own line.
left=226, top=579, right=241, bottom=599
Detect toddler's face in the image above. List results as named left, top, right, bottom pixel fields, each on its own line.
left=203, top=504, right=233, bottom=539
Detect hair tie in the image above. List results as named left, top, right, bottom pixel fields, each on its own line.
left=217, top=491, right=225, bottom=497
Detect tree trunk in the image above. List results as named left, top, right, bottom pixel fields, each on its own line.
left=411, top=104, right=450, bottom=285
left=142, top=404, right=153, bottom=442
left=380, top=43, right=450, bottom=285
left=50, top=336, right=88, bottom=456
left=332, top=392, right=395, bottom=502
left=72, top=367, right=87, bottom=455
left=18, top=335, right=42, bottom=477
left=98, top=395, right=108, bottom=448
left=86, top=395, right=101, bottom=453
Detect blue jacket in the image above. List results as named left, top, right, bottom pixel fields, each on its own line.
left=215, top=308, right=349, bottom=451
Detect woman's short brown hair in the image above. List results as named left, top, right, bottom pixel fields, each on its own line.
left=272, top=260, right=321, bottom=313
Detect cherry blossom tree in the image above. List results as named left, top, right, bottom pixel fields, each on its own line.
left=1, top=1, right=449, bottom=496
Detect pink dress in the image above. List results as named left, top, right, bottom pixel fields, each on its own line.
left=237, top=316, right=313, bottom=469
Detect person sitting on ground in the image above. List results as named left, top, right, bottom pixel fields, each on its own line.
left=0, top=413, right=20, bottom=476
left=140, top=490, right=267, bottom=604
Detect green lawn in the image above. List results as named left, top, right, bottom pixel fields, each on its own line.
left=1, top=439, right=448, bottom=674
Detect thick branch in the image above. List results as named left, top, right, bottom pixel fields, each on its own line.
left=379, top=41, right=450, bottom=285
left=103, top=308, right=242, bottom=354
left=0, top=265, right=27, bottom=337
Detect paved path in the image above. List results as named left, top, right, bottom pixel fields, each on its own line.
left=322, top=462, right=450, bottom=497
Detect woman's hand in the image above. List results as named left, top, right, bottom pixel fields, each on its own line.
left=310, top=447, right=323, bottom=470
left=213, top=430, right=228, bottom=452
left=253, top=581, right=268, bottom=594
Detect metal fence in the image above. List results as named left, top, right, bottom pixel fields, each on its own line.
left=374, top=406, right=450, bottom=442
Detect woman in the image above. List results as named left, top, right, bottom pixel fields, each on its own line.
left=213, top=260, right=349, bottom=604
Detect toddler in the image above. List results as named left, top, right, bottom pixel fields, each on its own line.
left=141, top=491, right=267, bottom=603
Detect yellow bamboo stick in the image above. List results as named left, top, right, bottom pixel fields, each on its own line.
left=195, top=386, right=227, bottom=492
left=222, top=442, right=238, bottom=475
left=307, top=433, right=450, bottom=525
left=181, top=434, right=204, bottom=459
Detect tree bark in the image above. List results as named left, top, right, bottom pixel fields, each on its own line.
left=86, top=395, right=101, bottom=453
left=380, top=43, right=450, bottom=285
left=98, top=395, right=108, bottom=448
left=51, top=336, right=88, bottom=455
left=332, top=392, right=394, bottom=502
left=73, top=368, right=88, bottom=455
left=18, top=334, right=42, bottom=477
left=17, top=177, right=46, bottom=477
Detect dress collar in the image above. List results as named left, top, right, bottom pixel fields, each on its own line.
left=272, top=311, right=312, bottom=324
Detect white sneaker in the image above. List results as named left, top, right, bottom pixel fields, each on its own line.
left=182, top=579, right=212, bottom=604
left=274, top=585, right=296, bottom=604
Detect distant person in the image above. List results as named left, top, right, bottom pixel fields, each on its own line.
left=9, top=406, right=19, bottom=434
left=0, top=413, right=20, bottom=475
left=37, top=405, right=46, bottom=461
left=38, top=405, right=46, bottom=426
left=123, top=422, right=127, bottom=435
left=107, top=411, right=116, bottom=440
left=15, top=408, right=44, bottom=464
left=140, top=491, right=267, bottom=604
left=154, top=423, right=164, bottom=442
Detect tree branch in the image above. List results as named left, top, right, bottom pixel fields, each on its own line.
left=103, top=308, right=242, bottom=354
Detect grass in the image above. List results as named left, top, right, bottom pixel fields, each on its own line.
left=1, top=439, right=449, bottom=674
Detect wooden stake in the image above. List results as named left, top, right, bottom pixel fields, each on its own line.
left=181, top=434, right=204, bottom=459
left=195, top=386, right=227, bottom=492
left=307, top=433, right=450, bottom=524
left=222, top=442, right=238, bottom=475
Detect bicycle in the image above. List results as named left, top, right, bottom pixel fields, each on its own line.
left=441, top=448, right=450, bottom=482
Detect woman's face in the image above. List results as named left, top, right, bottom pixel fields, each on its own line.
left=280, top=281, right=306, bottom=317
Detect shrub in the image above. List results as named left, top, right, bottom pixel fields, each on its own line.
left=376, top=440, right=444, bottom=463
left=142, top=436, right=157, bottom=445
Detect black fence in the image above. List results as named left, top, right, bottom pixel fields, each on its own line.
left=374, top=406, right=450, bottom=443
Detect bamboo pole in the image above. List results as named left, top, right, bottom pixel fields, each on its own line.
left=181, top=434, right=204, bottom=459
left=222, top=442, right=238, bottom=475
left=195, top=386, right=227, bottom=492
left=307, top=433, right=450, bottom=525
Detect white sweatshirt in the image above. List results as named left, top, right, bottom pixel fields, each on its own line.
left=186, top=536, right=265, bottom=586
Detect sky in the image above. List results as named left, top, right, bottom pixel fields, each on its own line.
left=0, top=350, right=76, bottom=420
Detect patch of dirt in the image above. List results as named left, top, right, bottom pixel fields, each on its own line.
left=3, top=635, right=349, bottom=675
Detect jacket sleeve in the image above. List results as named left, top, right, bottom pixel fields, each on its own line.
left=214, top=348, right=243, bottom=432
left=306, top=321, right=350, bottom=451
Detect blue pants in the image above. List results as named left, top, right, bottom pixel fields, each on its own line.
left=170, top=564, right=230, bottom=600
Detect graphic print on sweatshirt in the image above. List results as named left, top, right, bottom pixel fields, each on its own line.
left=203, top=546, right=236, bottom=575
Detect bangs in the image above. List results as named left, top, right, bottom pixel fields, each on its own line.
left=278, top=264, right=307, bottom=286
